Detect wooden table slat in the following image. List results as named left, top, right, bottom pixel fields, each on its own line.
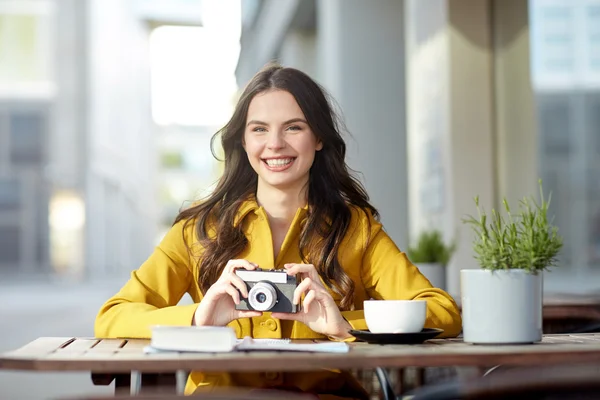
left=5, top=337, right=74, bottom=356
left=119, top=340, right=149, bottom=352
left=79, top=352, right=124, bottom=360
left=56, top=339, right=100, bottom=354
left=87, top=339, right=126, bottom=352
left=567, top=334, right=600, bottom=340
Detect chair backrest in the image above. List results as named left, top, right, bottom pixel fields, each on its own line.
left=410, top=363, right=600, bottom=400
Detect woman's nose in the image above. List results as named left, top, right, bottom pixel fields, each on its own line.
left=266, top=131, right=285, bottom=149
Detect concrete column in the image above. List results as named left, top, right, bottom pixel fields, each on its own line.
left=85, top=173, right=106, bottom=277
left=447, top=0, right=497, bottom=294
left=492, top=0, right=538, bottom=208
left=317, top=0, right=409, bottom=250
left=406, top=0, right=536, bottom=295
left=278, top=30, right=318, bottom=80
left=20, top=170, right=38, bottom=273
left=0, top=110, right=9, bottom=175
left=405, top=0, right=452, bottom=248
left=85, top=0, right=156, bottom=277
left=51, top=0, right=87, bottom=190
left=406, top=0, right=496, bottom=295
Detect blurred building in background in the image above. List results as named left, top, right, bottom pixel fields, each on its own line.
left=0, top=0, right=56, bottom=277
left=530, top=0, right=600, bottom=276
left=236, top=0, right=600, bottom=295
left=0, top=0, right=238, bottom=280
left=1, top=0, right=600, bottom=295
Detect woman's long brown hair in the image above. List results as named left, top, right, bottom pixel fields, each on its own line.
left=174, top=63, right=378, bottom=311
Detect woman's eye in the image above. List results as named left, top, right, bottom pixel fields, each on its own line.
left=252, top=127, right=267, bottom=132
left=286, top=125, right=302, bottom=131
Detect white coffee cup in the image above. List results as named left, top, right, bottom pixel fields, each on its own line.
left=364, top=299, right=427, bottom=334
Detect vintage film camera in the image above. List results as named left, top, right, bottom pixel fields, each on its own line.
left=234, top=268, right=298, bottom=313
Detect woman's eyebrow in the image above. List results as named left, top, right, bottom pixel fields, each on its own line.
left=283, top=118, right=308, bottom=125
left=246, top=118, right=308, bottom=127
left=246, top=119, right=267, bottom=126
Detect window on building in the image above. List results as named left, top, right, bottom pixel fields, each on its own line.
left=530, top=0, right=600, bottom=282
left=585, top=92, right=600, bottom=267
left=0, top=1, right=55, bottom=95
left=538, top=96, right=571, bottom=155
left=9, top=112, right=44, bottom=165
left=0, top=225, right=20, bottom=264
left=0, top=178, right=20, bottom=211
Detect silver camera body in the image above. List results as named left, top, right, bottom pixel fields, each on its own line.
left=234, top=268, right=298, bottom=313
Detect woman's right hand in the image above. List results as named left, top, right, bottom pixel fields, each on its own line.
left=192, top=259, right=263, bottom=327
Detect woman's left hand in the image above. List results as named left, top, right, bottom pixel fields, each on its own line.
left=271, top=263, right=352, bottom=340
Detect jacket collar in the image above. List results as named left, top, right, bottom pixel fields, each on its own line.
left=234, top=196, right=260, bottom=226
left=233, top=195, right=309, bottom=227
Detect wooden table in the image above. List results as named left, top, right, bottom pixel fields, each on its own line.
left=2, top=334, right=600, bottom=397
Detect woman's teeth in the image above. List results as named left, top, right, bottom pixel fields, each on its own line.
left=265, top=158, right=293, bottom=167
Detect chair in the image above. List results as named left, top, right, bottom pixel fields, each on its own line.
left=568, top=322, right=600, bottom=333
left=404, top=363, right=600, bottom=400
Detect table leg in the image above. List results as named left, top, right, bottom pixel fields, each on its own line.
left=394, top=368, right=403, bottom=394
left=176, top=370, right=188, bottom=394
left=91, top=372, right=131, bottom=396
left=139, top=373, right=177, bottom=394
left=414, top=367, right=425, bottom=387
left=114, top=374, right=131, bottom=396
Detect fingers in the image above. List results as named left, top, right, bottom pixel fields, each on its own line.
left=284, top=263, right=320, bottom=282
left=223, top=284, right=241, bottom=305
left=271, top=311, right=299, bottom=321
left=225, top=259, right=258, bottom=274
left=303, top=289, right=317, bottom=313
left=273, top=288, right=321, bottom=320
left=220, top=259, right=258, bottom=298
left=228, top=274, right=250, bottom=298
left=205, top=281, right=243, bottom=304
left=293, top=277, right=331, bottom=313
left=293, top=278, right=314, bottom=305
left=235, top=310, right=263, bottom=319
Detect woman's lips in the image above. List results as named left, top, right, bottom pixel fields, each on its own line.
left=262, top=157, right=295, bottom=171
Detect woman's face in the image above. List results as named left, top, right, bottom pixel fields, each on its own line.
left=243, top=89, right=322, bottom=193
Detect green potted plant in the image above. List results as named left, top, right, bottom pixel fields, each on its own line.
left=407, top=230, right=456, bottom=290
left=461, top=180, right=563, bottom=344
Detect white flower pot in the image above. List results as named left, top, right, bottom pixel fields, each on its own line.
left=416, top=262, right=446, bottom=290
left=460, top=269, right=542, bottom=344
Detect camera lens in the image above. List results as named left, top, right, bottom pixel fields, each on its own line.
left=248, top=282, right=277, bottom=311
left=256, top=292, right=267, bottom=303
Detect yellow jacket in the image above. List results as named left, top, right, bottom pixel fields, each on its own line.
left=95, top=199, right=462, bottom=399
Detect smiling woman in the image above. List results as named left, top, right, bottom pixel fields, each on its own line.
left=95, top=63, right=462, bottom=400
